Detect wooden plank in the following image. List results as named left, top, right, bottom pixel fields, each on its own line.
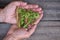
left=43, top=2, right=60, bottom=10
left=33, top=2, right=60, bottom=10
left=0, top=24, right=11, bottom=40
left=24, top=0, right=60, bottom=2
left=27, top=27, right=60, bottom=40
left=23, top=1, right=60, bottom=10
left=37, top=0, right=60, bottom=2
left=38, top=21, right=60, bottom=27
left=42, top=10, right=60, bottom=20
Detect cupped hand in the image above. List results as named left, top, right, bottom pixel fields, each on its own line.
left=2, top=1, right=27, bottom=24
left=6, top=25, right=37, bottom=40
left=1, top=1, right=43, bottom=24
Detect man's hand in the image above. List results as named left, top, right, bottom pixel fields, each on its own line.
left=1, top=1, right=27, bottom=24
left=3, top=25, right=37, bottom=40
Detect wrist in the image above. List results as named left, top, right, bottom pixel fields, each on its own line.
left=0, top=11, right=5, bottom=22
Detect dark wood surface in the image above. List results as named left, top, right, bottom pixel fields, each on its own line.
left=0, top=0, right=60, bottom=40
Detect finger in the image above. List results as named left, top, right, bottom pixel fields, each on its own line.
left=22, top=4, right=38, bottom=9
left=32, top=8, right=42, bottom=12
left=27, top=4, right=39, bottom=9
left=7, top=25, right=18, bottom=35
left=28, top=25, right=37, bottom=36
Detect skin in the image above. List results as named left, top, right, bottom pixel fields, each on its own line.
left=0, top=1, right=43, bottom=40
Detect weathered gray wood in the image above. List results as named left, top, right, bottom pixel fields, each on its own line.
left=42, top=10, right=60, bottom=20
left=24, top=0, right=60, bottom=2
left=0, top=24, right=11, bottom=40
left=43, top=2, right=60, bottom=10
left=26, top=2, right=60, bottom=10
left=38, top=21, right=60, bottom=27
left=28, top=27, right=60, bottom=40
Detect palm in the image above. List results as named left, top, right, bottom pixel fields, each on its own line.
left=3, top=2, right=27, bottom=24
left=7, top=25, right=37, bottom=39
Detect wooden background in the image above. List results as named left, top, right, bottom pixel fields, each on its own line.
left=0, top=0, right=60, bottom=40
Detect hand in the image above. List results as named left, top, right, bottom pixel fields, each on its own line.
left=3, top=25, right=37, bottom=40
left=1, top=1, right=43, bottom=24
left=1, top=1, right=27, bottom=24
left=5, top=11, right=43, bottom=40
